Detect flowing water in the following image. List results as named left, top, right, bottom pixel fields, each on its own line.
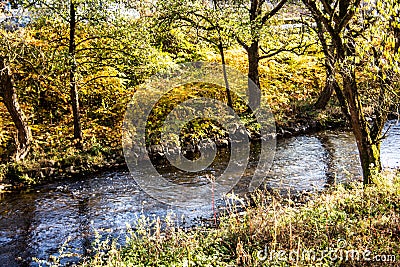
left=0, top=122, right=399, bottom=266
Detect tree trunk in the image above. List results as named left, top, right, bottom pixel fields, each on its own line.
left=218, top=43, right=233, bottom=109
left=247, top=41, right=261, bottom=109
left=302, top=0, right=383, bottom=185
left=315, top=61, right=351, bottom=122
left=332, top=79, right=352, bottom=122
left=394, top=27, right=400, bottom=54
left=315, top=76, right=334, bottom=109
left=69, top=1, right=82, bottom=147
left=341, top=73, right=381, bottom=184
left=0, top=58, right=31, bottom=161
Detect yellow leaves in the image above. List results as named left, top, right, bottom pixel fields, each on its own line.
left=81, top=66, right=123, bottom=96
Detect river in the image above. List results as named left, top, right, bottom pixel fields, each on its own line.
left=0, top=122, right=399, bottom=266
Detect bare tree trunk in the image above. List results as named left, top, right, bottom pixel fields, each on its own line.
left=394, top=27, right=400, bottom=54
left=315, top=67, right=351, bottom=122
left=247, top=41, right=261, bottom=109
left=312, top=8, right=353, bottom=124
left=332, top=79, right=352, bottom=122
left=69, top=1, right=82, bottom=147
left=218, top=43, right=233, bottom=109
left=341, top=73, right=381, bottom=184
left=313, top=15, right=350, bottom=119
left=0, top=58, right=31, bottom=161
left=314, top=20, right=336, bottom=110
left=315, top=75, right=334, bottom=109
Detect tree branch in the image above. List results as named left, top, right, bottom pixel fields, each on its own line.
left=261, top=0, right=288, bottom=24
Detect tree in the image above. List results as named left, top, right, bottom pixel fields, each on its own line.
left=310, top=9, right=350, bottom=120
left=302, top=0, right=400, bottom=184
left=156, top=0, right=234, bottom=108
left=0, top=58, right=31, bottom=161
left=27, top=0, right=153, bottom=147
left=27, top=0, right=118, bottom=147
left=158, top=0, right=310, bottom=110
left=26, top=0, right=100, bottom=147
left=0, top=28, right=37, bottom=161
left=68, top=1, right=82, bottom=145
left=230, top=0, right=310, bottom=108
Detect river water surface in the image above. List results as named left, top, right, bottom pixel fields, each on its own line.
left=0, top=122, right=399, bottom=266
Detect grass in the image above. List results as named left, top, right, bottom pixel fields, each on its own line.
left=70, top=171, right=400, bottom=267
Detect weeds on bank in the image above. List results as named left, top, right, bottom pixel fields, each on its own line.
left=75, top=171, right=399, bottom=267
left=0, top=136, right=123, bottom=186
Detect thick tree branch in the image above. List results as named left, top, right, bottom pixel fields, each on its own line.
left=261, top=0, right=288, bottom=24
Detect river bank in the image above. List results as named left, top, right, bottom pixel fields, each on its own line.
left=0, top=49, right=346, bottom=190
left=2, top=109, right=397, bottom=193
left=0, top=115, right=349, bottom=193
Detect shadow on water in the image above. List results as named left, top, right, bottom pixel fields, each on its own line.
left=0, top=121, right=399, bottom=266
left=0, top=193, right=36, bottom=266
